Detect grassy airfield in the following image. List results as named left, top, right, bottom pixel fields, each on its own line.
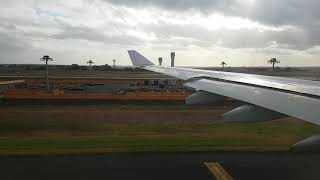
left=0, top=68, right=319, bottom=155
left=0, top=104, right=319, bottom=156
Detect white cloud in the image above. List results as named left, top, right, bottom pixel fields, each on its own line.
left=0, top=0, right=319, bottom=66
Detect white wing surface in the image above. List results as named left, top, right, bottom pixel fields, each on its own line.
left=128, top=50, right=320, bottom=125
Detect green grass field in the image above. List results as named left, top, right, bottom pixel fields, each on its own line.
left=0, top=68, right=319, bottom=155
left=0, top=104, right=319, bottom=155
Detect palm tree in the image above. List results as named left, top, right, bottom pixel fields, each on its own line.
left=113, top=59, right=116, bottom=67
left=40, top=55, right=53, bottom=91
left=86, top=60, right=94, bottom=71
left=221, top=61, right=227, bottom=70
left=268, top=58, right=280, bottom=70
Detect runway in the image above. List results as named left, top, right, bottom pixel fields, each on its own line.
left=1, top=153, right=320, bottom=180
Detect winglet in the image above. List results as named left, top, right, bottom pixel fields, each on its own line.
left=128, top=50, right=154, bottom=66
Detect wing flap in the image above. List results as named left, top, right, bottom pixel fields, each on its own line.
left=186, top=79, right=320, bottom=125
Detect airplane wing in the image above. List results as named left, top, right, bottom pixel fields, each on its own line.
left=128, top=50, right=320, bottom=125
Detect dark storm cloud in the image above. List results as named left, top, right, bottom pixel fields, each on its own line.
left=103, top=0, right=320, bottom=27
left=0, top=31, right=34, bottom=62
left=250, top=0, right=320, bottom=26
left=103, top=0, right=320, bottom=49
left=250, top=0, right=320, bottom=49
left=1, top=0, right=320, bottom=65
left=0, top=32, right=27, bottom=53
left=103, top=0, right=240, bottom=13
left=52, top=24, right=145, bottom=45
left=140, top=22, right=308, bottom=49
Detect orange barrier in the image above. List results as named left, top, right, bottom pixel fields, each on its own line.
left=26, top=79, right=142, bottom=87
left=25, top=79, right=181, bottom=88
left=1, top=89, right=48, bottom=94
left=2, top=78, right=190, bottom=101
left=3, top=90, right=191, bottom=100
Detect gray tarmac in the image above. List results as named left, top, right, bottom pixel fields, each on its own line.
left=1, top=153, right=320, bottom=180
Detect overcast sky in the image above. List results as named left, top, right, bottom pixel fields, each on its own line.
left=1, top=0, right=320, bottom=67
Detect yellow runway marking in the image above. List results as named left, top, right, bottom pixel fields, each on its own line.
left=204, top=162, right=234, bottom=180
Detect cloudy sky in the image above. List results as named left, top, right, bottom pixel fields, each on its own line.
left=1, top=0, right=320, bottom=67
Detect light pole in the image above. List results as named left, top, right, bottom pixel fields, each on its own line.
left=268, top=58, right=280, bottom=70
left=221, top=61, right=227, bottom=70
left=40, top=55, right=53, bottom=91
left=80, top=65, right=87, bottom=95
left=87, top=60, right=94, bottom=71
left=113, top=59, right=116, bottom=68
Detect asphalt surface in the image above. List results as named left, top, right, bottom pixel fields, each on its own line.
left=1, top=153, right=320, bottom=180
